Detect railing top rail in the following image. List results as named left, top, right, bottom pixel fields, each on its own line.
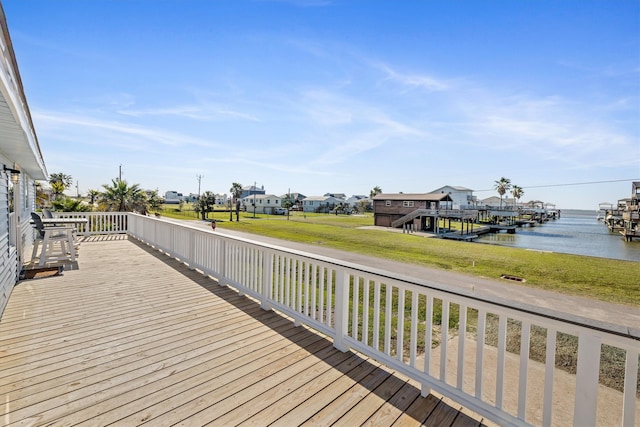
left=130, top=213, right=639, bottom=341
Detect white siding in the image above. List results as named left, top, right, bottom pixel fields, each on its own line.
left=0, top=169, right=14, bottom=315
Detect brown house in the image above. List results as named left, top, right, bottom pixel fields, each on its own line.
left=372, top=193, right=453, bottom=228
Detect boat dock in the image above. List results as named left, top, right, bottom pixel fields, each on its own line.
left=603, top=181, right=639, bottom=241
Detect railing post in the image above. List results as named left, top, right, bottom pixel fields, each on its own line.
left=219, top=239, right=226, bottom=284
left=188, top=229, right=196, bottom=270
left=573, top=332, right=601, bottom=427
left=623, top=348, right=638, bottom=427
left=261, top=250, right=273, bottom=311
left=333, top=268, right=350, bottom=352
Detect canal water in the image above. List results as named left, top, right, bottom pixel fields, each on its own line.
left=475, top=209, right=640, bottom=262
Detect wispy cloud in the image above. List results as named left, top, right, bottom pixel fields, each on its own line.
left=374, top=62, right=449, bottom=92
left=455, top=92, right=636, bottom=169
left=33, top=110, right=222, bottom=148
left=295, top=88, right=425, bottom=166
left=117, top=104, right=261, bottom=122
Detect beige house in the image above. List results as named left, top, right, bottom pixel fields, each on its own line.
left=241, top=194, right=283, bottom=214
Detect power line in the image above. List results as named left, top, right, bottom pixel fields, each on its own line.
left=474, top=178, right=639, bottom=192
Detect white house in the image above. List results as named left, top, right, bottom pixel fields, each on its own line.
left=240, top=184, right=265, bottom=199
left=324, top=193, right=346, bottom=200
left=0, top=7, right=48, bottom=315
left=302, top=196, right=343, bottom=213
left=345, top=195, right=369, bottom=207
left=429, top=185, right=475, bottom=209
left=164, top=190, right=183, bottom=204
left=215, top=193, right=228, bottom=206
left=241, top=194, right=282, bottom=214
left=480, top=196, right=516, bottom=208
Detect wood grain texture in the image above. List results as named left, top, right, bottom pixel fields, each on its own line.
left=1, top=236, right=488, bottom=426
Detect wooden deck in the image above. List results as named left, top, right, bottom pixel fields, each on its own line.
left=1, top=236, right=490, bottom=426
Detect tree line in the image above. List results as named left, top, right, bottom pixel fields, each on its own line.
left=42, top=173, right=249, bottom=221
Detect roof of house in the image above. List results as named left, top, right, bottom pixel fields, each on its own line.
left=373, top=193, right=453, bottom=201
left=324, top=193, right=347, bottom=199
left=304, top=196, right=342, bottom=201
left=430, top=185, right=474, bottom=193
left=241, top=194, right=280, bottom=200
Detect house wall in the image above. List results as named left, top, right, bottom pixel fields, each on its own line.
left=0, top=157, right=37, bottom=315
left=373, top=199, right=431, bottom=216
left=302, top=197, right=341, bottom=212
left=0, top=164, right=12, bottom=315
left=242, top=195, right=282, bottom=214
left=373, top=198, right=446, bottom=228
left=0, top=6, right=48, bottom=317
left=431, top=186, right=473, bottom=209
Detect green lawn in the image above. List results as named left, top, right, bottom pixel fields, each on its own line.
left=152, top=210, right=639, bottom=306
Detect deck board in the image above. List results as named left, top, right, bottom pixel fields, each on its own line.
left=1, top=236, right=489, bottom=426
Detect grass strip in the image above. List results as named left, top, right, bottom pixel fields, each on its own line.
left=206, top=213, right=639, bottom=306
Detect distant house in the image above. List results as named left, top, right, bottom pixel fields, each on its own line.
left=289, top=192, right=306, bottom=202
left=241, top=194, right=282, bottom=214
left=429, top=186, right=475, bottom=209
left=164, top=191, right=184, bottom=204
left=241, top=185, right=265, bottom=199
left=345, top=195, right=368, bottom=206
left=481, top=196, right=515, bottom=208
left=0, top=9, right=48, bottom=315
left=279, top=192, right=306, bottom=210
left=215, top=193, right=228, bottom=206
left=302, top=196, right=343, bottom=213
left=480, top=196, right=502, bottom=208
left=372, top=193, right=453, bottom=227
left=324, top=193, right=346, bottom=200
left=345, top=195, right=370, bottom=211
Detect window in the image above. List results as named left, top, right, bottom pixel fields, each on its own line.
left=403, top=201, right=414, bottom=208
left=385, top=200, right=391, bottom=206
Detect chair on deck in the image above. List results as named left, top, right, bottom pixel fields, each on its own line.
left=30, top=212, right=76, bottom=266
left=42, top=208, right=54, bottom=218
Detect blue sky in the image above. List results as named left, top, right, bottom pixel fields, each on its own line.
left=4, top=0, right=639, bottom=209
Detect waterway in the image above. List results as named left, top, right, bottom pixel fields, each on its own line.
left=475, top=209, right=640, bottom=262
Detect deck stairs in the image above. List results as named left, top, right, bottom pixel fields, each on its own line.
left=391, top=209, right=435, bottom=228
left=391, top=209, right=478, bottom=228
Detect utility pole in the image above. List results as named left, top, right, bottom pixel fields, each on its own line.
left=253, top=181, right=256, bottom=218
left=118, top=164, right=122, bottom=182
left=196, top=174, right=203, bottom=198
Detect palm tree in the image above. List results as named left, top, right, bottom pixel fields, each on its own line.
left=50, top=181, right=66, bottom=200
left=511, top=185, right=524, bottom=209
left=34, top=182, right=48, bottom=209
left=146, top=190, right=163, bottom=212
left=99, top=179, right=145, bottom=212
left=195, top=191, right=217, bottom=220
left=52, top=196, right=92, bottom=212
left=370, top=186, right=382, bottom=199
left=87, top=189, right=100, bottom=205
left=230, top=182, right=243, bottom=221
left=48, top=172, right=73, bottom=189
left=494, top=177, right=511, bottom=209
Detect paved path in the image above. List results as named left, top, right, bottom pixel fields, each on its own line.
left=162, top=217, right=640, bottom=338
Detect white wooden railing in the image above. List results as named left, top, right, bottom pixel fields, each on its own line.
left=76, top=213, right=638, bottom=426
left=50, top=211, right=129, bottom=235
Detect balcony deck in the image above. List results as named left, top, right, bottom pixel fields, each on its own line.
left=1, top=236, right=489, bottom=426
